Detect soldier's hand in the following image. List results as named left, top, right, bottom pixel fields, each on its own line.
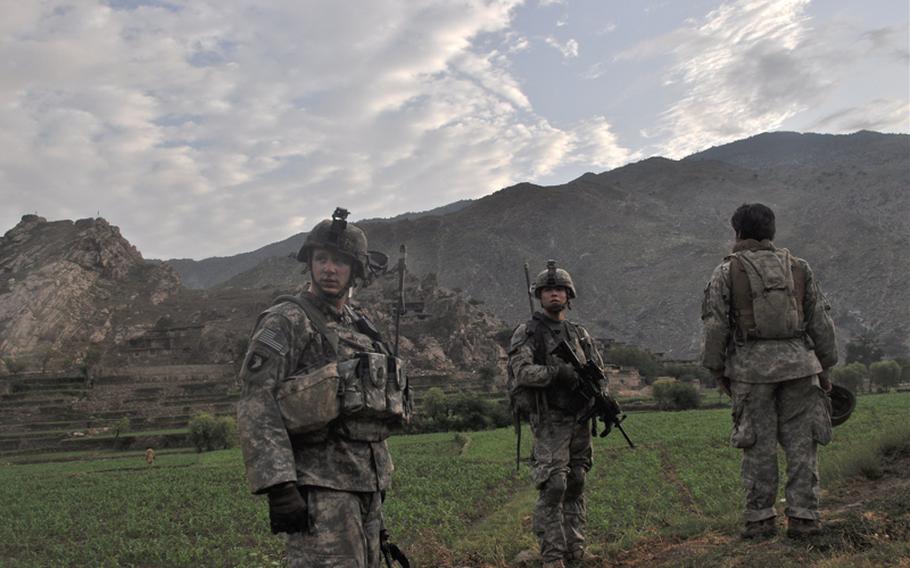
left=818, top=370, right=832, bottom=393
left=712, top=370, right=731, bottom=396
left=554, top=363, right=579, bottom=388
left=267, top=482, right=308, bottom=534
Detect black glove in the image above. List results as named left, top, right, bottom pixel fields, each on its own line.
left=267, top=482, right=308, bottom=534
left=554, top=363, right=579, bottom=389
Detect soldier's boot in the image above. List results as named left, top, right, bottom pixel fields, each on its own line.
left=786, top=517, right=822, bottom=539
left=566, top=548, right=599, bottom=566
left=740, top=518, right=776, bottom=539
left=541, top=560, right=565, bottom=568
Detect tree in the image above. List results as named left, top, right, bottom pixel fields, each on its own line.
left=830, top=362, right=867, bottom=393
left=188, top=412, right=237, bottom=452
left=846, top=334, right=885, bottom=366
left=608, top=345, right=661, bottom=381
left=113, top=417, right=131, bottom=440
left=652, top=379, right=700, bottom=410
left=869, top=360, right=902, bottom=392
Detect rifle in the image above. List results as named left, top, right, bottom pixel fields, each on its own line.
left=394, top=244, right=407, bottom=358
left=513, top=263, right=536, bottom=472
left=551, top=340, right=635, bottom=449
left=380, top=514, right=410, bottom=567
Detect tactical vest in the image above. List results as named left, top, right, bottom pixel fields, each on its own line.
left=271, top=295, right=411, bottom=443
left=509, top=314, right=592, bottom=416
left=729, top=248, right=806, bottom=341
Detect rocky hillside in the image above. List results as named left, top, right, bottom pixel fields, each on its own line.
left=0, top=217, right=508, bottom=379
left=0, top=216, right=181, bottom=368
left=167, top=131, right=910, bottom=358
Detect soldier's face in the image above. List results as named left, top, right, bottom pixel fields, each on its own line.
left=539, top=286, right=568, bottom=312
left=311, top=248, right=353, bottom=296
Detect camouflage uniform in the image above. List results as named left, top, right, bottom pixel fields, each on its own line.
left=508, top=312, right=604, bottom=562
left=237, top=292, right=394, bottom=567
left=701, top=239, right=837, bottom=524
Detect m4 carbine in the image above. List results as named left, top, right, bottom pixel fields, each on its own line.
left=551, top=340, right=635, bottom=449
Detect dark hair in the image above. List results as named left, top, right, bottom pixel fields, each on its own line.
left=731, top=203, right=775, bottom=241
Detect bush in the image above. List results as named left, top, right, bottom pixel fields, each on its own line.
left=661, top=362, right=711, bottom=384
left=831, top=362, right=867, bottom=393
left=412, top=388, right=510, bottom=433
left=608, top=345, right=661, bottom=380
left=652, top=379, right=700, bottom=411
left=187, top=413, right=237, bottom=452
left=869, top=360, right=902, bottom=392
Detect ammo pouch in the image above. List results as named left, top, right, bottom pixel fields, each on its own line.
left=340, top=352, right=408, bottom=422
left=276, top=362, right=342, bottom=435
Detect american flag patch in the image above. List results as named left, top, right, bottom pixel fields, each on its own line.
left=255, top=327, right=289, bottom=355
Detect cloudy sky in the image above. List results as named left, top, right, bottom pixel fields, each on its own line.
left=2, top=0, right=907, bottom=259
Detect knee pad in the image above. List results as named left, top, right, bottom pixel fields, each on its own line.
left=565, top=467, right=586, bottom=501
left=541, top=472, right=568, bottom=502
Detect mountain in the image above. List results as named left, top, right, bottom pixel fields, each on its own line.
left=176, top=131, right=910, bottom=358
left=0, top=216, right=181, bottom=365
left=0, top=216, right=507, bottom=379
left=164, top=200, right=476, bottom=289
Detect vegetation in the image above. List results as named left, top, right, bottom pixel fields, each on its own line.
left=187, top=412, right=237, bottom=452
left=411, top=387, right=511, bottom=433
left=651, top=379, right=700, bottom=410
left=1, top=393, right=905, bottom=567
left=869, top=360, right=902, bottom=392
left=831, top=362, right=868, bottom=393
left=607, top=344, right=661, bottom=381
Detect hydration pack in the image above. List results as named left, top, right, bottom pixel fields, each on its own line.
left=730, top=248, right=805, bottom=340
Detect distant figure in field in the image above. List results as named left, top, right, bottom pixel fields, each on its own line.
left=237, top=208, right=411, bottom=567
left=507, top=261, right=605, bottom=567
left=145, top=448, right=155, bottom=465
left=701, top=203, right=838, bottom=539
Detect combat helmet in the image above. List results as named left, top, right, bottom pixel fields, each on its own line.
left=532, top=260, right=577, bottom=299
left=829, top=384, right=856, bottom=427
left=297, top=207, right=370, bottom=281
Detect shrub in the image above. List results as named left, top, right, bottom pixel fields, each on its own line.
left=412, top=388, right=510, bottom=433
left=869, top=360, right=902, bottom=392
left=187, top=412, right=237, bottom=452
left=831, top=362, right=867, bottom=393
left=608, top=345, right=661, bottom=381
left=113, top=417, right=130, bottom=440
left=652, top=379, right=700, bottom=411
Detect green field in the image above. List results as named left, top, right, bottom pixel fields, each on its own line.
left=1, top=392, right=907, bottom=567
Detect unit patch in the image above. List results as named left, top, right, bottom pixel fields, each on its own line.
left=247, top=352, right=268, bottom=371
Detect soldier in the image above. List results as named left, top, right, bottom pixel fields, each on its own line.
left=237, top=208, right=410, bottom=567
left=701, top=203, right=838, bottom=539
left=507, top=260, right=604, bottom=567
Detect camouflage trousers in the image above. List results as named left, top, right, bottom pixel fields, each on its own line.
left=730, top=376, right=832, bottom=523
left=530, top=410, right=593, bottom=562
left=287, top=487, right=382, bottom=568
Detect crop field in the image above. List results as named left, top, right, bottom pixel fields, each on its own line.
left=0, top=392, right=908, bottom=567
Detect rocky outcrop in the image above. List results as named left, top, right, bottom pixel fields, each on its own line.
left=0, top=216, right=181, bottom=365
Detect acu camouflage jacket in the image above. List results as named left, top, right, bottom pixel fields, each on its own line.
left=701, top=239, right=838, bottom=383
left=236, top=292, right=393, bottom=495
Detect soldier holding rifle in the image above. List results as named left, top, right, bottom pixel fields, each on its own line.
left=507, top=260, right=613, bottom=567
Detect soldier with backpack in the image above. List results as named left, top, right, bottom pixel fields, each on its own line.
left=507, top=261, right=605, bottom=567
left=701, top=203, right=838, bottom=539
left=237, top=208, right=410, bottom=567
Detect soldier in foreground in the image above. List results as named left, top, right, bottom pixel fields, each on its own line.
left=508, top=261, right=605, bottom=567
left=237, top=208, right=410, bottom=567
left=701, top=203, right=838, bottom=539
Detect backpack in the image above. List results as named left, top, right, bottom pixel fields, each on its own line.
left=730, top=248, right=804, bottom=340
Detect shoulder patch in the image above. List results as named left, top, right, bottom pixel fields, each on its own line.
left=252, top=325, right=289, bottom=356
